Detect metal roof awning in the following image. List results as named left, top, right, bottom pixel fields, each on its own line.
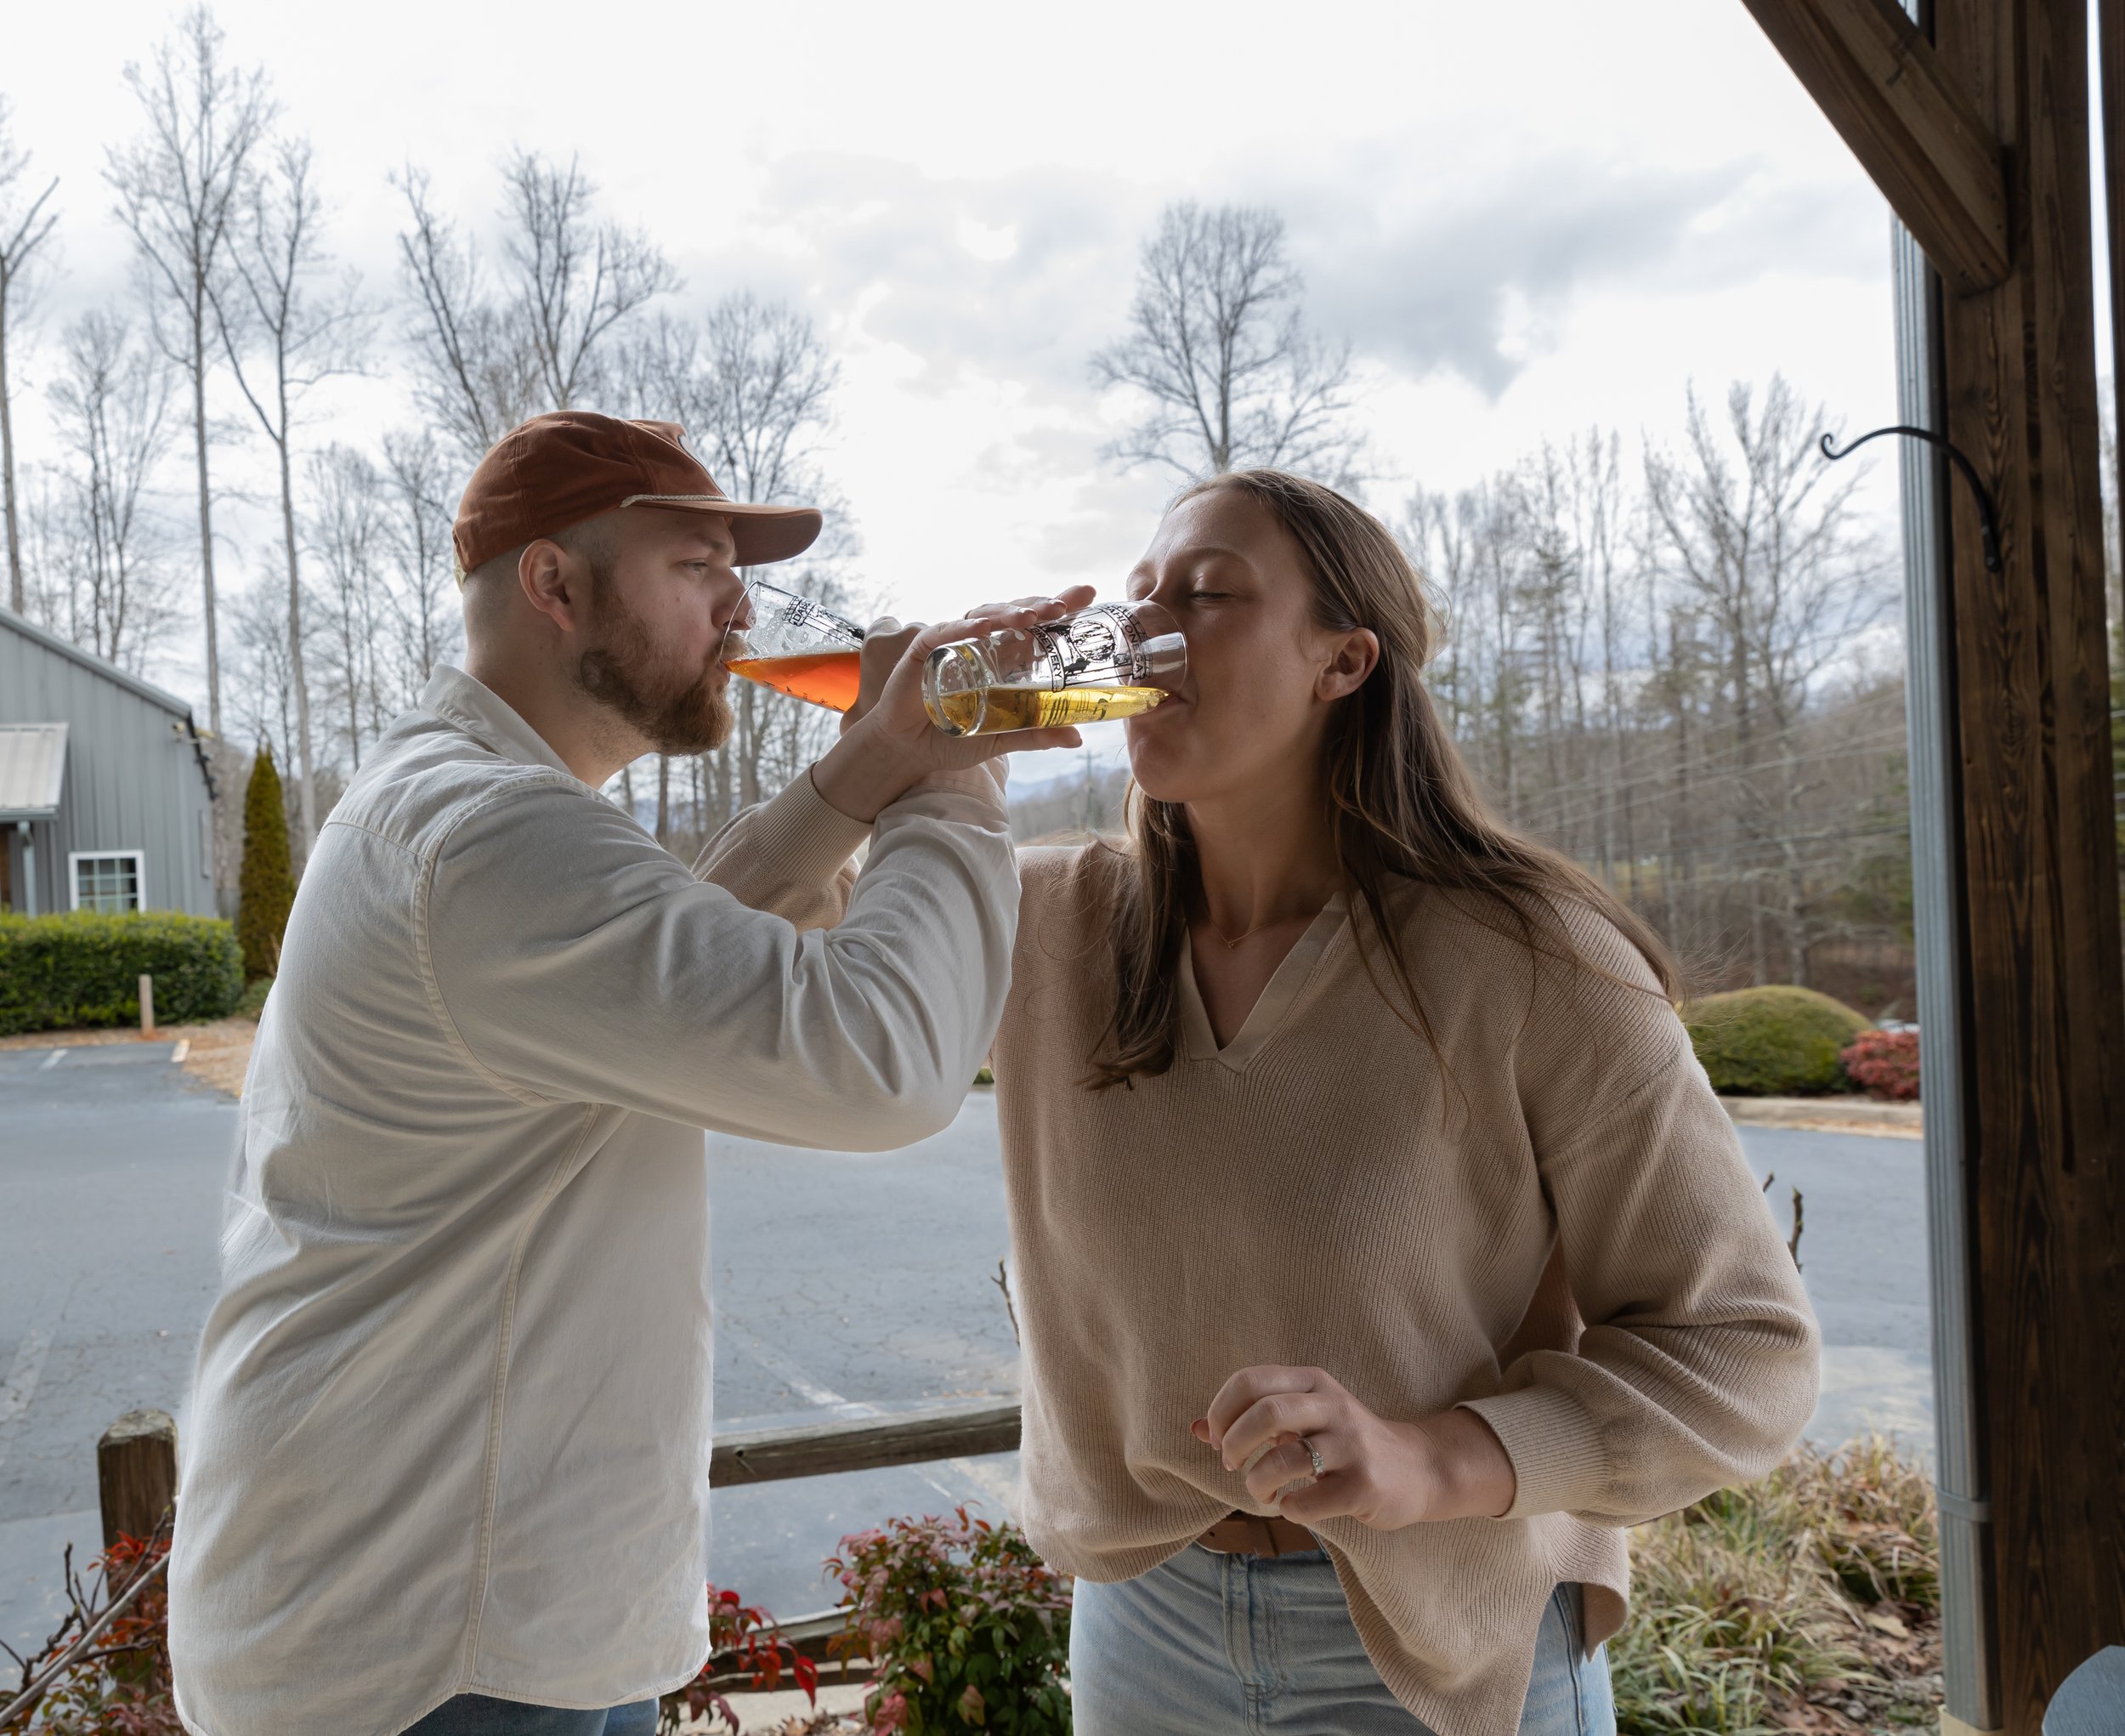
left=0, top=722, right=67, bottom=820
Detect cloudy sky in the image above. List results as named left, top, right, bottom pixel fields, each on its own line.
left=10, top=0, right=2088, bottom=729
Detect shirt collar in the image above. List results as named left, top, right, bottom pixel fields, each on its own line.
left=420, top=665, right=579, bottom=781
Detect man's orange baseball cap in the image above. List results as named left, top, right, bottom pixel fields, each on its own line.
left=452, top=411, right=823, bottom=578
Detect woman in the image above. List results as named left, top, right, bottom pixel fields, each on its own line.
left=725, top=470, right=1818, bottom=1734
left=974, top=471, right=1817, bottom=1736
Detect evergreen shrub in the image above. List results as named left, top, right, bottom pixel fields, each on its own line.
left=0, top=911, right=245, bottom=1035
left=1682, top=985, right=1870, bottom=1097
left=235, top=746, right=295, bottom=981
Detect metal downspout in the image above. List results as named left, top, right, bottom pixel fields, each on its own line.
left=1890, top=218, right=2000, bottom=1734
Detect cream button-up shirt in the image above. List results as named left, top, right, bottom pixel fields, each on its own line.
left=169, top=667, right=1018, bottom=1736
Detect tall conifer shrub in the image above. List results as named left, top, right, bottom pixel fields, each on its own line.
left=235, top=746, right=294, bottom=982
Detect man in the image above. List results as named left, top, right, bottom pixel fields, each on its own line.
left=167, top=412, right=1080, bottom=1736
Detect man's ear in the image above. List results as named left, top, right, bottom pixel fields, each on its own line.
left=1318, top=627, right=1380, bottom=702
left=518, top=539, right=590, bottom=636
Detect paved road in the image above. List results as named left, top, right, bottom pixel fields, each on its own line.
left=0, top=1052, right=1929, bottom=1654
left=1738, top=1126, right=1935, bottom=1454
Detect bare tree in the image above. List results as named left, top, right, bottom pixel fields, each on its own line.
left=1398, top=386, right=1907, bottom=1003
left=1091, top=201, right=1364, bottom=486
left=227, top=568, right=300, bottom=780
left=393, top=166, right=538, bottom=462
left=34, top=312, right=180, bottom=670
left=105, top=4, right=273, bottom=738
left=377, top=428, right=462, bottom=698
left=1645, top=377, right=1889, bottom=985
left=692, top=294, right=840, bottom=508
left=210, top=133, right=369, bottom=854
left=395, top=149, right=676, bottom=465
left=502, top=150, right=677, bottom=413
left=1, top=98, right=60, bottom=614
left=306, top=443, right=388, bottom=770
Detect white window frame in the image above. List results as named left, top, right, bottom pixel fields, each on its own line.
left=69, top=850, right=147, bottom=914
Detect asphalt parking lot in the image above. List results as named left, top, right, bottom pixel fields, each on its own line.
left=0, top=1044, right=1929, bottom=1652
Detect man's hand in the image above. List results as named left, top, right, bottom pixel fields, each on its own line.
left=1192, top=1364, right=1518, bottom=1531
left=813, top=589, right=1097, bottom=822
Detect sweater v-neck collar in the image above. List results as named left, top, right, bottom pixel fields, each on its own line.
left=1179, top=895, right=1350, bottom=1073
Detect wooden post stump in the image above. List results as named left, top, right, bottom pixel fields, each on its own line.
left=98, top=1409, right=177, bottom=1550
left=137, top=975, right=156, bottom=1036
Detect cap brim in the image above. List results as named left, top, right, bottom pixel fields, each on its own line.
left=621, top=494, right=824, bottom=566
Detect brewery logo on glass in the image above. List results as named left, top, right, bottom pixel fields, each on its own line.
left=924, top=601, right=1187, bottom=735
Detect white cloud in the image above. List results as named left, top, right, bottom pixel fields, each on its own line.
left=2, top=0, right=1914, bottom=704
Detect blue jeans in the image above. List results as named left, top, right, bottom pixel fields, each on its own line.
left=400, top=1693, right=659, bottom=1735
left=1069, top=1545, right=1616, bottom=1735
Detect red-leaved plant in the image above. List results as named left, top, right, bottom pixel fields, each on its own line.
left=3, top=1531, right=178, bottom=1735
left=657, top=1586, right=818, bottom=1734
left=1840, top=1028, right=1920, bottom=1101
left=827, top=1508, right=1070, bottom=1734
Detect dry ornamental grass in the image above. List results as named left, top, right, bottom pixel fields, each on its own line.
left=1612, top=1437, right=1943, bottom=1734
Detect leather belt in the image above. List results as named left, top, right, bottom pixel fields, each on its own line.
left=1196, top=1510, right=1318, bottom=1556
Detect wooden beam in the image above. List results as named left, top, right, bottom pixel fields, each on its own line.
left=710, top=1398, right=1021, bottom=1489
left=1928, top=0, right=2125, bottom=1728
left=1738, top=0, right=2010, bottom=292
left=2103, top=0, right=2125, bottom=686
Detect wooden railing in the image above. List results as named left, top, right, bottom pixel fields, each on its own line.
left=24, top=1397, right=1029, bottom=1703
left=710, top=1396, right=1024, bottom=1676
left=710, top=1396, right=1022, bottom=1488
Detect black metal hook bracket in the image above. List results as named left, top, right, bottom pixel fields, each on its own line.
left=1819, top=426, right=2003, bottom=574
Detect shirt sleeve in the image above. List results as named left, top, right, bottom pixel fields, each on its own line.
left=1456, top=908, right=1822, bottom=1527
left=419, top=765, right=1018, bottom=1152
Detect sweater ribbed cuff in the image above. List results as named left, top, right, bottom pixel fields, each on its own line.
left=1456, top=1387, right=1607, bottom=1521
left=881, top=760, right=1010, bottom=830
left=737, top=768, right=871, bottom=884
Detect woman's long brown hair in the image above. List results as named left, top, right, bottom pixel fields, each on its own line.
left=1085, top=468, right=1677, bottom=1091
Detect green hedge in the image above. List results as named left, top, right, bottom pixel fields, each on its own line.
left=1682, top=985, right=1871, bottom=1097
left=0, top=911, right=246, bottom=1036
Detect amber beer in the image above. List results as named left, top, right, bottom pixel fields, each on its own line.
left=724, top=650, right=862, bottom=712
left=721, top=581, right=867, bottom=712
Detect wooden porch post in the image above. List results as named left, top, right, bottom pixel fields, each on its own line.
left=1739, top=1, right=2125, bottom=1730
left=1930, top=3, right=2125, bottom=1729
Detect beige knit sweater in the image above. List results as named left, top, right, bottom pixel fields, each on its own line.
left=989, top=845, right=1821, bottom=1736
left=708, top=796, right=1820, bottom=1736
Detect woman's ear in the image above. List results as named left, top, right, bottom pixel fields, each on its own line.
left=1318, top=627, right=1380, bottom=702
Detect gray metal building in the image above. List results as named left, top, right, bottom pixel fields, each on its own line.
left=0, top=605, right=218, bottom=918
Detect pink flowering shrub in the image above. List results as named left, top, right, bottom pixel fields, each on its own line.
left=656, top=1586, right=816, bottom=1733
left=1840, top=1028, right=1920, bottom=1101
left=827, top=1508, right=1071, bottom=1733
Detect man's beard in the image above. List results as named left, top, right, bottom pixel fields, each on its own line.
left=575, top=578, right=734, bottom=755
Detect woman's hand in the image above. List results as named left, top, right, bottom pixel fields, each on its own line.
left=1193, top=1364, right=1518, bottom=1531
left=813, top=589, right=1096, bottom=821
left=842, top=587, right=1097, bottom=729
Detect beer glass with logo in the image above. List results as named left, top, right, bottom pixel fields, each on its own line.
left=719, top=580, right=867, bottom=712
left=921, top=600, right=1187, bottom=736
